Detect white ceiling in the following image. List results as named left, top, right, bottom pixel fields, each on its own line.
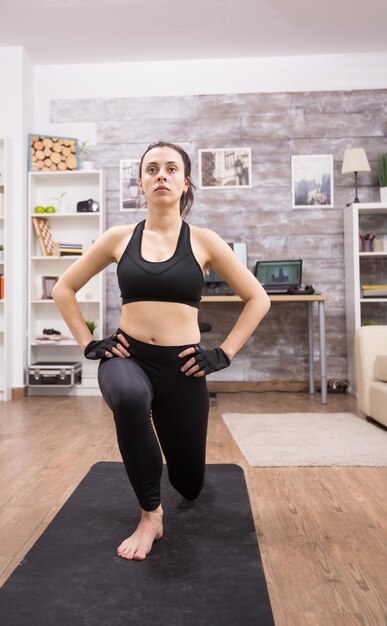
left=0, top=0, right=386, bottom=65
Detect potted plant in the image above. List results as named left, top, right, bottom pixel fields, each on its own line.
left=0, top=244, right=4, bottom=262
left=49, top=192, right=68, bottom=213
left=378, top=153, right=387, bottom=202
left=80, top=140, right=95, bottom=171
left=84, top=319, right=97, bottom=335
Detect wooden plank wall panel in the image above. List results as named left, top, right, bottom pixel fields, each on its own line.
left=51, top=89, right=387, bottom=382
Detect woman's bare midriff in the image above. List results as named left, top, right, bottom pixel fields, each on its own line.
left=117, top=301, right=201, bottom=346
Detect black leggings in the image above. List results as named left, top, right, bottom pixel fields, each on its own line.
left=97, top=328, right=209, bottom=511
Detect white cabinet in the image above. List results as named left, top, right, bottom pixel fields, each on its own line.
left=0, top=138, right=11, bottom=400
left=27, top=170, right=106, bottom=395
left=344, top=202, right=387, bottom=393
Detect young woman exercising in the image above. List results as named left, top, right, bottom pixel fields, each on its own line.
left=52, top=141, right=271, bottom=561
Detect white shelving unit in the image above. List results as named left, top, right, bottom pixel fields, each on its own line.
left=0, top=138, right=11, bottom=400
left=344, top=202, right=387, bottom=393
left=27, top=170, right=106, bottom=395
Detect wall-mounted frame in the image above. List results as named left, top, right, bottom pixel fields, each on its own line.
left=198, top=148, right=252, bottom=189
left=28, top=134, right=78, bottom=172
left=291, top=154, right=334, bottom=209
left=120, top=159, right=141, bottom=211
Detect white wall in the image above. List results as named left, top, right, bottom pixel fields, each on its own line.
left=33, top=51, right=387, bottom=136
left=0, top=47, right=33, bottom=390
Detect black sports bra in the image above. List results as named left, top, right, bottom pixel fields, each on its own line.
left=117, top=220, right=204, bottom=309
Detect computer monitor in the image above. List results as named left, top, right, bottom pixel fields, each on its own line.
left=254, top=259, right=303, bottom=293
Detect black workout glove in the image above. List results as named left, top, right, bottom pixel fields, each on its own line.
left=192, top=346, right=231, bottom=375
left=84, top=333, right=123, bottom=360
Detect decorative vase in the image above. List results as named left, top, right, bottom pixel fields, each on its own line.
left=81, top=160, right=94, bottom=171
left=380, top=187, right=387, bottom=203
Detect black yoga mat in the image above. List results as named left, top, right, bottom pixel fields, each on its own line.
left=0, top=463, right=274, bottom=626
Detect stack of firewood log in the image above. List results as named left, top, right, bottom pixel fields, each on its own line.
left=30, top=136, right=77, bottom=171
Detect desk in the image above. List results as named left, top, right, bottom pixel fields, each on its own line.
left=201, top=293, right=331, bottom=405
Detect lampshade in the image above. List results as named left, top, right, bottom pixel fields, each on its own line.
left=341, top=148, right=371, bottom=174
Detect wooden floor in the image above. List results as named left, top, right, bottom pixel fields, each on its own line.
left=0, top=391, right=386, bottom=625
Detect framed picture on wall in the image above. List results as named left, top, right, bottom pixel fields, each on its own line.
left=119, top=159, right=142, bottom=211
left=198, top=148, right=252, bottom=189
left=291, top=155, right=334, bottom=209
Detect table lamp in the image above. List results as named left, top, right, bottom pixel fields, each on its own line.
left=341, top=148, right=370, bottom=204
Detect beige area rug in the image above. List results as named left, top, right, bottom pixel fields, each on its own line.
left=222, top=413, right=387, bottom=467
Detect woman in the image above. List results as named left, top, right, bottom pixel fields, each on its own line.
left=52, top=141, right=270, bottom=562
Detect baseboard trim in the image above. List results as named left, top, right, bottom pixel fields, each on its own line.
left=207, top=380, right=315, bottom=393
left=11, top=381, right=314, bottom=398
left=12, top=387, right=27, bottom=400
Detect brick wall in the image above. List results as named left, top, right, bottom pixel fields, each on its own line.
left=51, top=89, right=387, bottom=381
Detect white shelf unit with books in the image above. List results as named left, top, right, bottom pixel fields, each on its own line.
left=344, top=202, right=387, bottom=393
left=0, top=138, right=11, bottom=400
left=27, top=170, right=106, bottom=395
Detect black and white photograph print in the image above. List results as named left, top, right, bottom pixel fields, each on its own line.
left=120, top=159, right=141, bottom=211
left=291, top=154, right=334, bottom=208
left=198, top=148, right=252, bottom=189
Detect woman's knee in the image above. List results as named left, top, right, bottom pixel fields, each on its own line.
left=179, top=482, right=204, bottom=501
left=98, top=358, right=153, bottom=415
left=169, top=471, right=205, bottom=501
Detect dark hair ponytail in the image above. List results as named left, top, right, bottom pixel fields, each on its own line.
left=138, top=141, right=196, bottom=219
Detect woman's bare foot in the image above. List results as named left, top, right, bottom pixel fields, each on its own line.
left=117, top=505, right=163, bottom=561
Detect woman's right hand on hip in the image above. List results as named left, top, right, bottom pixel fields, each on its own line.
left=84, top=332, right=130, bottom=360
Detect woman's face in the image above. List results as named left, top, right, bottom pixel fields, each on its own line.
left=139, top=146, right=189, bottom=206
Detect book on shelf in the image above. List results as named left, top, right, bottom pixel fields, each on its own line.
left=59, top=243, right=83, bottom=256
left=361, top=285, right=387, bottom=297
left=0, top=273, right=4, bottom=299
